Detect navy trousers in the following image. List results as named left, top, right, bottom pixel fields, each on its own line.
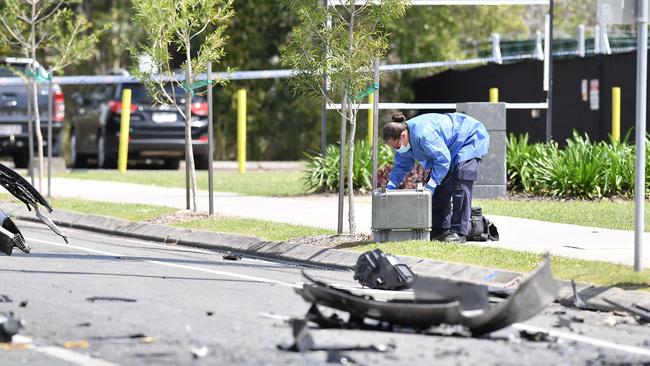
left=431, top=158, right=481, bottom=236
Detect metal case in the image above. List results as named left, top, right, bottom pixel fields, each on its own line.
left=371, top=186, right=432, bottom=242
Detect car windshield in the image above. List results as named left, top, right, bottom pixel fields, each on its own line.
left=121, top=83, right=199, bottom=104
left=0, top=64, right=27, bottom=77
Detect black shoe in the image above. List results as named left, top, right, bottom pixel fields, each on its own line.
left=436, top=230, right=466, bottom=243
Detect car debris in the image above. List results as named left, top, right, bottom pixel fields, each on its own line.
left=222, top=252, right=242, bottom=261
left=0, top=312, right=22, bottom=342
left=353, top=249, right=414, bottom=290
left=277, top=316, right=395, bottom=354
left=519, top=329, right=558, bottom=343
left=293, top=256, right=558, bottom=336
left=86, top=296, right=137, bottom=303
left=0, top=294, right=12, bottom=303
left=190, top=346, right=209, bottom=359
left=570, top=280, right=600, bottom=311
left=602, top=298, right=650, bottom=324
left=0, top=163, right=68, bottom=255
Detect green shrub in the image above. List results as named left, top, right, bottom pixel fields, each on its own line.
left=302, top=140, right=394, bottom=192
left=506, top=131, right=646, bottom=199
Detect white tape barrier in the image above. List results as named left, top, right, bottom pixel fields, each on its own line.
left=326, top=102, right=549, bottom=110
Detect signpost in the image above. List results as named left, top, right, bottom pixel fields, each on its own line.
left=598, top=0, right=648, bottom=271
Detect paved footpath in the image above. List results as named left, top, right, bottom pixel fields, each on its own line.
left=28, top=177, right=650, bottom=267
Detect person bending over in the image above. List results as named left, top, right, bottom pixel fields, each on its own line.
left=382, top=112, right=489, bottom=243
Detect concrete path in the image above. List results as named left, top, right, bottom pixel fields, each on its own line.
left=25, top=177, right=650, bottom=267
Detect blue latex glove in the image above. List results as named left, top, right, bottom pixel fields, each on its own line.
left=424, top=176, right=437, bottom=193
left=387, top=181, right=397, bottom=190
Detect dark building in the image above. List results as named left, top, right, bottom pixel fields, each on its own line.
left=412, top=51, right=648, bottom=145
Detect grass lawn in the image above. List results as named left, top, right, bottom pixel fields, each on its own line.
left=476, top=198, right=650, bottom=232
left=55, top=170, right=307, bottom=197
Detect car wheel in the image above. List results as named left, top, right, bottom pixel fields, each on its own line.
left=68, top=131, right=85, bottom=168
left=163, top=158, right=180, bottom=170
left=96, top=132, right=116, bottom=169
left=194, top=155, right=210, bottom=170
left=13, top=151, right=29, bottom=169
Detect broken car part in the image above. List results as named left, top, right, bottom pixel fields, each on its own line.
left=222, top=252, right=242, bottom=261
left=571, top=280, right=600, bottom=311
left=0, top=163, right=67, bottom=256
left=602, top=298, right=650, bottom=323
left=0, top=211, right=29, bottom=255
left=0, top=312, right=21, bottom=342
left=86, top=296, right=137, bottom=303
left=353, top=249, right=414, bottom=290
left=296, top=256, right=558, bottom=336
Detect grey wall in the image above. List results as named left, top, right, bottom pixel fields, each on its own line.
left=456, top=103, right=507, bottom=199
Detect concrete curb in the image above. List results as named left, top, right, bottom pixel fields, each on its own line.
left=4, top=202, right=649, bottom=313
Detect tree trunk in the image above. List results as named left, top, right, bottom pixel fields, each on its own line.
left=30, top=2, right=44, bottom=192
left=346, top=3, right=357, bottom=234
left=184, top=40, right=198, bottom=212
left=347, top=105, right=357, bottom=234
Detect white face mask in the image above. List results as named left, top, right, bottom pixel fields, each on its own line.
left=396, top=143, right=411, bottom=154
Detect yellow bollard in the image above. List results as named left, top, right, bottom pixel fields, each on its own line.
left=612, top=87, right=621, bottom=143
left=117, top=89, right=132, bottom=173
left=367, top=93, right=374, bottom=144
left=489, top=88, right=499, bottom=103
left=237, top=88, right=246, bottom=174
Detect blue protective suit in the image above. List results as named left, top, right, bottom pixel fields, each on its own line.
left=387, top=113, right=489, bottom=190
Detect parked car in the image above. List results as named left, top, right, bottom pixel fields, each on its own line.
left=0, top=57, right=65, bottom=168
left=68, top=79, right=211, bottom=169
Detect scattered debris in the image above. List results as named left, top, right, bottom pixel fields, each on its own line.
left=571, top=280, right=599, bottom=311
left=326, top=350, right=357, bottom=364
left=222, top=252, right=242, bottom=261
left=294, top=256, right=558, bottom=336
left=190, top=346, right=209, bottom=359
left=412, top=275, right=488, bottom=311
left=206, top=311, right=214, bottom=316
left=77, top=322, right=91, bottom=327
left=18, top=300, right=27, bottom=308
left=602, top=298, right=650, bottom=323
left=86, top=296, right=137, bottom=303
left=353, top=249, right=413, bottom=290
left=553, top=316, right=572, bottom=329
left=63, top=340, right=90, bottom=350
left=0, top=312, right=21, bottom=342
left=0, top=295, right=12, bottom=303
left=519, top=329, right=558, bottom=343
left=88, top=334, right=156, bottom=344
left=603, top=316, right=618, bottom=327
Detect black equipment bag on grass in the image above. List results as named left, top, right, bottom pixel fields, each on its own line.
left=467, top=207, right=499, bottom=242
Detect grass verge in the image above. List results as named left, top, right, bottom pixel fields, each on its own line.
left=55, top=170, right=306, bottom=197
left=4, top=194, right=646, bottom=289
left=476, top=198, right=650, bottom=232
left=351, top=240, right=650, bottom=290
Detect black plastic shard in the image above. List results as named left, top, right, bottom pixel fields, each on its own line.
left=602, top=298, right=650, bottom=323
left=0, top=162, right=68, bottom=246
left=295, top=256, right=558, bottom=336
left=353, top=249, right=414, bottom=290
left=0, top=212, right=30, bottom=255
left=412, top=276, right=489, bottom=311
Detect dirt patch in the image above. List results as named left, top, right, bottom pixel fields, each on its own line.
left=147, top=210, right=218, bottom=225
left=283, top=234, right=372, bottom=249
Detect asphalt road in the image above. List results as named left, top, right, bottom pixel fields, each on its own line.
left=1, top=221, right=650, bottom=365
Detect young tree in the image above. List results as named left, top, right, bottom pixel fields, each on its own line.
left=0, top=0, right=102, bottom=191
left=280, top=0, right=409, bottom=234
left=131, top=0, right=234, bottom=212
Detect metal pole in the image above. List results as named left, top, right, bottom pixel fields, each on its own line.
left=338, top=93, right=347, bottom=234
left=612, top=87, right=621, bottom=143
left=578, top=24, right=586, bottom=58
left=371, top=58, right=380, bottom=191
left=207, top=62, right=214, bottom=215
left=321, top=102, right=328, bottom=157
left=237, top=89, right=247, bottom=174
left=546, top=0, right=554, bottom=142
left=47, top=68, right=52, bottom=198
left=634, top=0, right=648, bottom=272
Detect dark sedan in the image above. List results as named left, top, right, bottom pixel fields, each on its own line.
left=68, top=82, right=211, bottom=169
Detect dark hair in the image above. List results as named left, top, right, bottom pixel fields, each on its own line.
left=382, top=112, right=407, bottom=141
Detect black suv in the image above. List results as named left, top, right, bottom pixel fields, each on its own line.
left=0, top=58, right=65, bottom=168
left=68, top=81, right=211, bottom=169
